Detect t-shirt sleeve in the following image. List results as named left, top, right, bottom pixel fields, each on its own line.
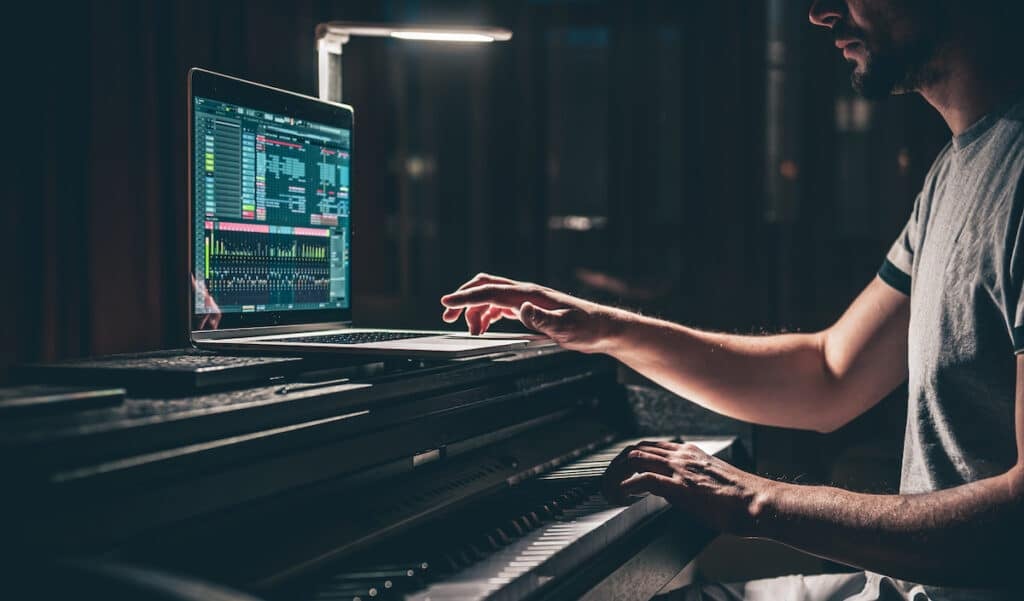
left=1009, top=182, right=1024, bottom=353
left=878, top=193, right=922, bottom=296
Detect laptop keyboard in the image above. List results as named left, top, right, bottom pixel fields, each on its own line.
left=283, top=332, right=436, bottom=345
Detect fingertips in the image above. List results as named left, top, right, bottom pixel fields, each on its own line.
left=478, top=307, right=504, bottom=334
left=601, top=476, right=631, bottom=506
left=625, top=450, right=672, bottom=476
left=442, top=306, right=463, bottom=323
left=465, top=304, right=488, bottom=335
left=441, top=288, right=479, bottom=307
left=601, top=447, right=634, bottom=504
left=619, top=477, right=648, bottom=499
left=620, top=472, right=671, bottom=498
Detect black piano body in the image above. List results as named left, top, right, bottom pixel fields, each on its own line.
left=0, top=348, right=741, bottom=600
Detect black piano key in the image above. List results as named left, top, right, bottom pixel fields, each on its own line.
left=543, top=500, right=562, bottom=516
left=491, top=527, right=513, bottom=545
left=466, top=542, right=488, bottom=561
left=438, top=551, right=465, bottom=573
left=515, top=515, right=533, bottom=532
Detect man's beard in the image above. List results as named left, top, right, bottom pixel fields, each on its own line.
left=836, top=12, right=946, bottom=100
left=850, top=40, right=942, bottom=99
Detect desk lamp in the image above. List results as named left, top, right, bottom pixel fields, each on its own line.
left=315, top=21, right=513, bottom=102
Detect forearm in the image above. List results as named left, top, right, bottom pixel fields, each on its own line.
left=441, top=276, right=905, bottom=431
left=602, top=312, right=841, bottom=431
left=753, top=466, right=1024, bottom=586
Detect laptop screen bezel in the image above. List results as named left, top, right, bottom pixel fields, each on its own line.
left=188, top=68, right=354, bottom=335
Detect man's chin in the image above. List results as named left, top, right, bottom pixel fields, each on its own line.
left=849, top=46, right=942, bottom=99
left=851, top=69, right=898, bottom=100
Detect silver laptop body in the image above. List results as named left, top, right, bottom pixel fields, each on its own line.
left=187, top=69, right=546, bottom=358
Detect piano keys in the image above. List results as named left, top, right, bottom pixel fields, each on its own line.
left=298, top=438, right=733, bottom=601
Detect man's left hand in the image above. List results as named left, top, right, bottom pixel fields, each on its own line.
left=601, top=440, right=771, bottom=536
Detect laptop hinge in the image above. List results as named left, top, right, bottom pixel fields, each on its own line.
left=191, top=322, right=353, bottom=341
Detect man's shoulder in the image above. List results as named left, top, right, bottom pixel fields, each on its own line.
left=1002, top=97, right=1024, bottom=126
left=990, top=99, right=1024, bottom=153
left=986, top=100, right=1024, bottom=198
left=925, top=101, right=1024, bottom=195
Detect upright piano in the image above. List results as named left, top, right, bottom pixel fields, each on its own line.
left=0, top=347, right=740, bottom=600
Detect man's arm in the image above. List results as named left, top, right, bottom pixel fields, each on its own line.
left=441, top=274, right=909, bottom=432
left=605, top=358, right=1024, bottom=587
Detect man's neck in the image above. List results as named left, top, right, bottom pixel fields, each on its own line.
left=917, top=49, right=1019, bottom=137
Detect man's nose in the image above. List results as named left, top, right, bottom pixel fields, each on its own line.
left=808, top=0, right=844, bottom=28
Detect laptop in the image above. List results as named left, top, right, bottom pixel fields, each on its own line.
left=188, top=68, right=545, bottom=358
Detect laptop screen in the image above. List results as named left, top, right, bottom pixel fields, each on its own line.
left=189, top=69, right=353, bottom=331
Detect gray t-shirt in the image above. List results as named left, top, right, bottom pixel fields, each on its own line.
left=873, top=100, right=1024, bottom=601
left=882, top=97, right=1023, bottom=497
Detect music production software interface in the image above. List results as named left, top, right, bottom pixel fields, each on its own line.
left=193, top=97, right=351, bottom=315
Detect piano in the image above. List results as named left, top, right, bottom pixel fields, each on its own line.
left=0, top=347, right=740, bottom=600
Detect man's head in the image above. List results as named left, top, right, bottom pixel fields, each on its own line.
left=809, top=0, right=952, bottom=99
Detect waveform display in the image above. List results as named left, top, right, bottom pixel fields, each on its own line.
left=208, top=236, right=326, bottom=260
left=204, top=227, right=331, bottom=307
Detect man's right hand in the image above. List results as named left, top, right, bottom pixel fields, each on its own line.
left=439, top=273, right=628, bottom=354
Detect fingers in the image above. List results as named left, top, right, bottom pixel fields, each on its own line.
left=606, top=442, right=675, bottom=472
left=441, top=284, right=549, bottom=311
left=478, top=306, right=506, bottom=334
left=633, top=441, right=679, bottom=455
left=441, top=273, right=519, bottom=323
left=459, top=273, right=518, bottom=288
left=602, top=447, right=673, bottom=504
left=518, top=302, right=551, bottom=333
left=622, top=450, right=674, bottom=476
left=519, top=302, right=579, bottom=339
left=620, top=472, right=675, bottom=498
left=466, top=304, right=516, bottom=335
left=464, top=304, right=490, bottom=335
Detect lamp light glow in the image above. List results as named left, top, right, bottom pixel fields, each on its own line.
left=389, top=31, right=496, bottom=42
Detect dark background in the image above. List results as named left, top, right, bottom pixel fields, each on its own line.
left=2, top=0, right=950, bottom=496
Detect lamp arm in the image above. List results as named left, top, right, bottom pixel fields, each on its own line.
left=317, top=32, right=348, bottom=102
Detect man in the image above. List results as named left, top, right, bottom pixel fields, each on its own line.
left=439, top=1, right=1023, bottom=599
